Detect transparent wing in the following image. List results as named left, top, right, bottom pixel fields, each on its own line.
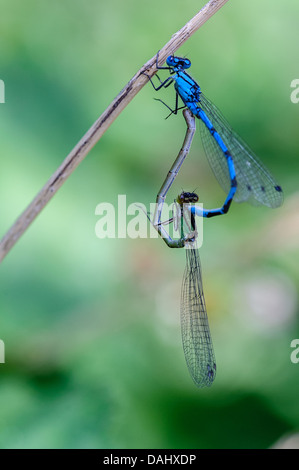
left=181, top=243, right=216, bottom=387
left=198, top=93, right=283, bottom=208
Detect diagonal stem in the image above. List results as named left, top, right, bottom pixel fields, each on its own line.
left=0, top=0, right=230, bottom=263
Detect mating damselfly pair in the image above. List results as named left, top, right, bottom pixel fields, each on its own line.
left=144, top=53, right=283, bottom=387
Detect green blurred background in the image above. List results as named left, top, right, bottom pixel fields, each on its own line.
left=0, top=0, right=299, bottom=449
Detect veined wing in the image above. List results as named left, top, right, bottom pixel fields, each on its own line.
left=198, top=93, right=283, bottom=208
left=181, top=242, right=216, bottom=387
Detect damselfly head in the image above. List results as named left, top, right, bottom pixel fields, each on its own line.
left=177, top=191, right=199, bottom=205
left=166, top=56, right=191, bottom=70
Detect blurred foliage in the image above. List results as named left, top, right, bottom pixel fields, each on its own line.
left=0, top=0, right=299, bottom=449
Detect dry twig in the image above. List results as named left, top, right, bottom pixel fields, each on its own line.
left=0, top=0, right=230, bottom=263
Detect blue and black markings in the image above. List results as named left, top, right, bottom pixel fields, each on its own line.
left=145, top=53, right=283, bottom=210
